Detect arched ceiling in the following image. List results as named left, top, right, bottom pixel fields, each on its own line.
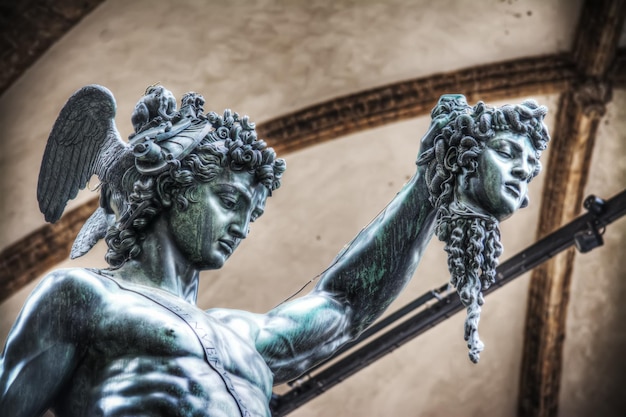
left=0, top=1, right=625, bottom=416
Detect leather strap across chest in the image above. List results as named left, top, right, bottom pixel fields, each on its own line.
left=98, top=272, right=252, bottom=417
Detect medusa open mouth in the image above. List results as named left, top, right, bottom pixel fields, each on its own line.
left=504, top=182, right=522, bottom=199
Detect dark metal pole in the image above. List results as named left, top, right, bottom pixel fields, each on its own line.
left=270, top=190, right=626, bottom=416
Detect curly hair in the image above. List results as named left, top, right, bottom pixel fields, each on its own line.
left=417, top=96, right=550, bottom=362
left=104, top=109, right=286, bottom=268
left=419, top=98, right=549, bottom=210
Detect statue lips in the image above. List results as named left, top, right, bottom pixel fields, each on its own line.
left=504, top=181, right=522, bottom=200
left=218, top=239, right=236, bottom=256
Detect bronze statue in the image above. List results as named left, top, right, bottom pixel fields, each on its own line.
left=0, top=86, right=549, bottom=417
left=417, top=95, right=548, bottom=362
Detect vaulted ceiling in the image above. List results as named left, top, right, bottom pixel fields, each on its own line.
left=0, top=1, right=625, bottom=416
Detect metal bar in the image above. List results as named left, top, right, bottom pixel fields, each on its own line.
left=270, top=190, right=626, bottom=416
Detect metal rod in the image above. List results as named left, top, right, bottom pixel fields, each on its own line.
left=270, top=190, right=626, bottom=416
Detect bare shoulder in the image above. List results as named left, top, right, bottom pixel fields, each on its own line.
left=40, top=266, right=115, bottom=290
left=30, top=267, right=116, bottom=309
left=5, top=268, right=116, bottom=349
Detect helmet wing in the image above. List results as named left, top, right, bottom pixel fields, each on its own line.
left=37, top=85, right=128, bottom=223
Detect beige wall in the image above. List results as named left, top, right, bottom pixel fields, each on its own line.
left=2, top=1, right=625, bottom=416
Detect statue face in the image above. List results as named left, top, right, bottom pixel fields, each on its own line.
left=456, top=131, right=538, bottom=221
left=165, top=168, right=268, bottom=270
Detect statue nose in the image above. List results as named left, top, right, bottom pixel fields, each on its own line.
left=229, top=221, right=248, bottom=239
left=512, top=159, right=532, bottom=180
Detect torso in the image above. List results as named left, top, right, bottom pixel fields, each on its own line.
left=52, top=270, right=273, bottom=417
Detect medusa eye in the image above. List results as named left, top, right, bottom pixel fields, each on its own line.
left=527, top=158, right=541, bottom=182
left=494, top=143, right=513, bottom=158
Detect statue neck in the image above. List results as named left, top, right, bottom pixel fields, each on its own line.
left=113, top=216, right=200, bottom=304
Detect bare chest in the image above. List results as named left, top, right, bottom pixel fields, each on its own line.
left=62, top=285, right=273, bottom=416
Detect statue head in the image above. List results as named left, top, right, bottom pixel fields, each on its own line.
left=103, top=90, right=286, bottom=269
left=417, top=95, right=549, bottom=362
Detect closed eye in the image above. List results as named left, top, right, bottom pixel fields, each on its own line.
left=220, top=195, right=237, bottom=210
left=529, top=159, right=541, bottom=181
left=492, top=141, right=514, bottom=158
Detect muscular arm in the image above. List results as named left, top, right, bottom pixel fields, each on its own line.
left=313, top=170, right=436, bottom=332
left=215, top=169, right=436, bottom=384
left=0, top=269, right=96, bottom=416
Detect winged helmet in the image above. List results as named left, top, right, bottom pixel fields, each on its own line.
left=37, top=84, right=212, bottom=258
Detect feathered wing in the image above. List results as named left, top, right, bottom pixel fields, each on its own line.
left=70, top=207, right=116, bottom=259
left=37, top=85, right=128, bottom=223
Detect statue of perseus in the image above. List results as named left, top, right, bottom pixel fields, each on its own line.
left=0, top=85, right=549, bottom=417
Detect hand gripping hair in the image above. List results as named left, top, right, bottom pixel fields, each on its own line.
left=417, top=94, right=549, bottom=363
left=37, top=85, right=285, bottom=267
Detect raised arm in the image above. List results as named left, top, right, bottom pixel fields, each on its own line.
left=235, top=93, right=552, bottom=379
left=210, top=96, right=492, bottom=382
left=213, top=164, right=437, bottom=384
left=0, top=270, right=94, bottom=416
left=316, top=167, right=436, bottom=322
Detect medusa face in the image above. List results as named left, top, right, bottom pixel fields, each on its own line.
left=456, top=131, right=539, bottom=221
